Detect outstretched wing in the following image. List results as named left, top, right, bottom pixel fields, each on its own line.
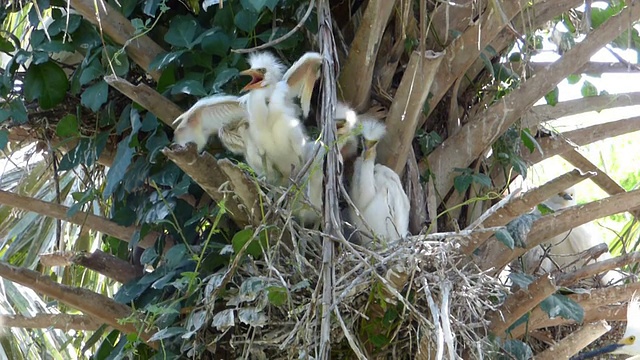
left=173, top=95, right=247, bottom=150
left=282, top=52, right=323, bottom=118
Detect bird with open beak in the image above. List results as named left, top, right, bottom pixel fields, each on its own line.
left=571, top=295, right=640, bottom=359
left=239, top=52, right=322, bottom=185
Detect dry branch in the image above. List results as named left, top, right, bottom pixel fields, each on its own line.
left=459, top=0, right=586, bottom=98
left=338, top=0, right=396, bottom=111
left=422, top=2, right=640, bottom=200
left=317, top=0, right=340, bottom=357
left=556, top=251, right=640, bottom=286
left=463, top=169, right=595, bottom=255
left=0, top=190, right=162, bottom=249
left=0, top=261, right=154, bottom=346
left=421, top=0, right=529, bottom=122
left=524, top=92, right=640, bottom=127
left=479, top=188, right=640, bottom=271
left=69, top=0, right=164, bottom=80
left=487, top=275, right=557, bottom=336
left=105, top=76, right=183, bottom=127
left=378, top=50, right=444, bottom=175
left=40, top=250, right=143, bottom=284
left=0, top=313, right=102, bottom=331
left=511, top=283, right=640, bottom=338
left=535, top=320, right=611, bottom=360
left=426, top=0, right=479, bottom=50
left=526, top=61, right=640, bottom=75
left=162, top=146, right=261, bottom=228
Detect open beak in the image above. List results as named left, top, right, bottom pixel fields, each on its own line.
left=240, top=69, right=264, bottom=92
left=570, top=342, right=626, bottom=360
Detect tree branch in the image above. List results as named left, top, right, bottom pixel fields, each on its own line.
left=535, top=320, right=611, bottom=360
left=0, top=313, right=102, bottom=331
left=421, top=2, right=640, bottom=201
left=523, top=92, right=640, bottom=127
left=162, top=145, right=261, bottom=228
left=337, top=0, right=397, bottom=111
left=463, top=169, right=594, bottom=255
left=556, top=251, right=640, bottom=287
left=0, top=261, right=154, bottom=346
left=479, top=188, right=640, bottom=271
left=487, top=275, right=557, bottom=336
left=510, top=283, right=640, bottom=338
left=39, top=250, right=143, bottom=284
left=377, top=50, right=444, bottom=175
left=105, top=75, right=183, bottom=127
left=69, top=0, right=165, bottom=80
left=0, top=190, right=163, bottom=249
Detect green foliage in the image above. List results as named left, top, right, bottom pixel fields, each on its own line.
left=453, top=167, right=492, bottom=194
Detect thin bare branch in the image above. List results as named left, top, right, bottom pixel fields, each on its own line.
left=0, top=190, right=163, bottom=249
left=0, top=261, right=155, bottom=347
left=338, top=0, right=397, bottom=111
left=378, top=50, right=444, bottom=175
left=0, top=313, right=102, bottom=331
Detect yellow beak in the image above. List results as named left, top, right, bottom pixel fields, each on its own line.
left=239, top=69, right=265, bottom=92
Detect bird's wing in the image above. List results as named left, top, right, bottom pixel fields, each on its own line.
left=374, top=165, right=410, bottom=235
left=174, top=94, right=246, bottom=131
left=282, top=52, right=323, bottom=118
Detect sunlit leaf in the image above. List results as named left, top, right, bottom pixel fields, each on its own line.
left=540, top=294, right=584, bottom=322
left=56, top=114, right=79, bottom=138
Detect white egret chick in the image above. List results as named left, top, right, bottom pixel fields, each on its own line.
left=348, top=118, right=410, bottom=247
left=172, top=95, right=268, bottom=176
left=293, top=101, right=359, bottom=226
left=240, top=51, right=323, bottom=184
left=173, top=95, right=247, bottom=152
left=523, top=187, right=623, bottom=285
left=570, top=294, right=640, bottom=359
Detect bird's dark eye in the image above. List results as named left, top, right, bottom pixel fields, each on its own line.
left=631, top=335, right=636, bottom=342
left=258, top=68, right=267, bottom=74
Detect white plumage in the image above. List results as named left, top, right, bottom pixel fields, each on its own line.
left=524, top=187, right=623, bottom=286
left=348, top=118, right=410, bottom=247
left=293, top=101, right=361, bottom=225
left=241, top=51, right=322, bottom=184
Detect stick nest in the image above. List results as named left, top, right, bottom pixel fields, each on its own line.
left=199, top=227, right=509, bottom=359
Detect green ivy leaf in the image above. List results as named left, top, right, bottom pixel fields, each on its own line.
left=567, top=74, right=581, bottom=84
left=103, top=137, right=135, bottom=197
left=266, top=286, right=287, bottom=306
left=102, top=46, right=130, bottom=77
left=544, top=86, right=559, bottom=106
left=56, top=114, right=79, bottom=138
left=0, top=130, right=8, bottom=151
left=520, top=128, right=541, bottom=154
left=165, top=15, right=198, bottom=48
left=234, top=9, right=259, bottom=33
left=149, top=50, right=185, bottom=71
left=0, top=36, right=15, bottom=53
left=540, top=294, right=584, bottom=323
left=508, top=273, right=535, bottom=289
left=232, top=229, right=266, bottom=258
left=581, top=80, right=598, bottom=97
left=499, top=339, right=533, bottom=360
left=79, top=57, right=104, bottom=85
left=495, top=229, right=515, bottom=250
left=212, top=68, right=239, bottom=91
left=23, top=61, right=69, bottom=109
left=201, top=31, right=231, bottom=56
left=171, top=79, right=207, bottom=96
left=453, top=174, right=473, bottom=194
left=0, top=99, right=28, bottom=124
left=81, top=80, right=109, bottom=112
left=48, top=14, right=82, bottom=36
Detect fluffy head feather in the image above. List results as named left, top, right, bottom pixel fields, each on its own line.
left=247, top=52, right=286, bottom=85
left=544, top=186, right=577, bottom=211
left=360, top=117, right=387, bottom=142
left=335, top=102, right=358, bottom=131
